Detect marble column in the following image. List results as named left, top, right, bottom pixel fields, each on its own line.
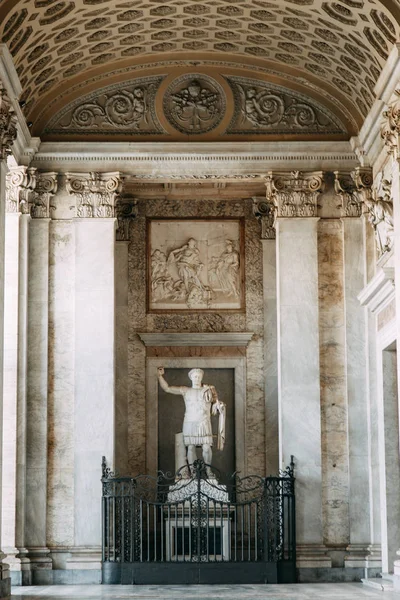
left=0, top=85, right=18, bottom=598
left=272, top=171, right=331, bottom=568
left=1, top=166, right=35, bottom=584
left=25, top=173, right=57, bottom=580
left=65, top=172, right=120, bottom=571
left=253, top=196, right=278, bottom=475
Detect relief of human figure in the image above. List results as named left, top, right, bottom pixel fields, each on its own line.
left=167, top=238, right=210, bottom=307
left=210, top=239, right=240, bottom=298
left=157, top=367, right=225, bottom=478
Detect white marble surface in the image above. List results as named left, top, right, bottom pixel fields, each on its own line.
left=342, top=217, right=373, bottom=563
left=2, top=212, right=29, bottom=566
left=10, top=583, right=400, bottom=600
left=73, top=218, right=116, bottom=550
left=276, top=218, right=326, bottom=563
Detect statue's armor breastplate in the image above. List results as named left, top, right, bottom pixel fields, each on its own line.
left=183, top=388, right=210, bottom=422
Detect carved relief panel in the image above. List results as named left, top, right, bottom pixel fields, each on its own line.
left=147, top=218, right=244, bottom=312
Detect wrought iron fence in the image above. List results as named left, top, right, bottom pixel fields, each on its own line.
left=101, top=457, right=296, bottom=584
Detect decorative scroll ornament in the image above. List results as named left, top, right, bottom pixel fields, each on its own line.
left=266, top=171, right=324, bottom=218
left=45, top=76, right=165, bottom=135
left=5, top=166, right=37, bottom=214
left=334, top=169, right=372, bottom=217
left=252, top=194, right=276, bottom=239
left=31, top=172, right=58, bottom=219
left=227, top=76, right=346, bottom=135
left=163, top=74, right=226, bottom=134
left=0, top=88, right=17, bottom=160
left=381, top=90, right=400, bottom=157
left=356, top=169, right=394, bottom=257
left=66, top=172, right=123, bottom=218
left=115, top=196, right=138, bottom=241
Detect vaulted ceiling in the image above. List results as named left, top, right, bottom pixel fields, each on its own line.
left=1, top=0, right=399, bottom=140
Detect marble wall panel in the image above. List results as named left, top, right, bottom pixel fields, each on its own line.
left=115, top=242, right=129, bottom=475
left=318, top=219, right=350, bottom=546
left=126, top=198, right=265, bottom=477
left=47, top=221, right=74, bottom=547
left=26, top=219, right=50, bottom=549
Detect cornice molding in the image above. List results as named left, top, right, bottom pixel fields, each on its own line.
left=31, top=141, right=359, bottom=174
left=358, top=266, right=395, bottom=314
left=138, top=332, right=254, bottom=347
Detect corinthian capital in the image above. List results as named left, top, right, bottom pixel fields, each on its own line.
left=31, top=172, right=58, bottom=218
left=0, top=88, right=17, bottom=161
left=267, top=171, right=323, bottom=218
left=66, top=171, right=124, bottom=218
left=334, top=168, right=373, bottom=217
left=381, top=90, right=400, bottom=157
left=5, top=166, right=36, bottom=214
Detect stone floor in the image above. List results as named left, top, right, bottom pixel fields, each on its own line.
left=10, top=585, right=400, bottom=600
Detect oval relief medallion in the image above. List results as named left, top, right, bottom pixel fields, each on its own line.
left=163, top=74, right=226, bottom=134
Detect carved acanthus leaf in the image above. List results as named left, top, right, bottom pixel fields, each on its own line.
left=32, top=172, right=58, bottom=219
left=0, top=88, right=17, bottom=161
left=66, top=172, right=124, bottom=218
left=252, top=194, right=276, bottom=239
left=334, top=168, right=372, bottom=217
left=267, top=171, right=324, bottom=218
left=5, top=166, right=37, bottom=214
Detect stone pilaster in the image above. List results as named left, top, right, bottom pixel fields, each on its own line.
left=273, top=171, right=331, bottom=568
left=380, top=97, right=400, bottom=583
left=66, top=172, right=119, bottom=573
left=0, top=86, right=18, bottom=598
left=2, top=167, right=35, bottom=583
left=253, top=196, right=278, bottom=475
left=334, top=170, right=381, bottom=569
left=25, top=172, right=57, bottom=580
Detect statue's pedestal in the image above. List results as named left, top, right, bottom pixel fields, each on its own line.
left=165, top=478, right=231, bottom=561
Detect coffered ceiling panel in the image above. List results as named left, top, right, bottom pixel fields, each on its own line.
left=0, top=0, right=399, bottom=135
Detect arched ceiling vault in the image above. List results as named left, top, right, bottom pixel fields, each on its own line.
left=0, top=0, right=399, bottom=139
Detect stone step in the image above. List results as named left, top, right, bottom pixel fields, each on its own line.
left=361, top=577, right=394, bottom=591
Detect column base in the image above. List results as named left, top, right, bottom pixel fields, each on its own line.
left=296, top=544, right=332, bottom=568
left=3, top=548, right=31, bottom=585
left=26, top=547, right=52, bottom=571
left=344, top=544, right=382, bottom=568
left=65, top=547, right=102, bottom=570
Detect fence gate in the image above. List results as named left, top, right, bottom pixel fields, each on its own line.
left=101, top=458, right=296, bottom=584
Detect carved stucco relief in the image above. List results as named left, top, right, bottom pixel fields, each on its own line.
left=226, top=76, right=347, bottom=135
left=162, top=74, right=226, bottom=135
left=45, top=76, right=166, bottom=135
left=43, top=72, right=346, bottom=139
left=148, top=219, right=243, bottom=311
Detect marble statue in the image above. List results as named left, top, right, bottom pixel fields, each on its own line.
left=157, top=367, right=226, bottom=478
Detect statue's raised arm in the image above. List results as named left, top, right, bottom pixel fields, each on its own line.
left=157, top=366, right=185, bottom=395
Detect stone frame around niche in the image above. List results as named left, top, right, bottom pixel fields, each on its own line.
left=147, top=217, right=245, bottom=313
left=145, top=357, right=246, bottom=478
